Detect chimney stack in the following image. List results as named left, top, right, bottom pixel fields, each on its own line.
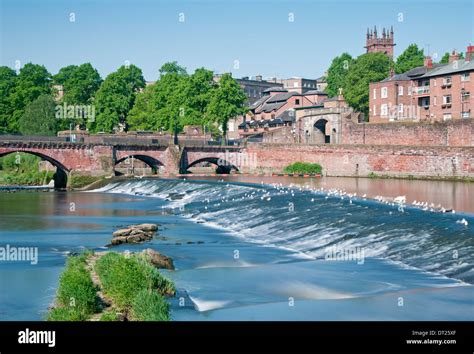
left=448, top=50, right=460, bottom=63
left=424, top=56, right=433, bottom=69
left=466, top=45, right=474, bottom=61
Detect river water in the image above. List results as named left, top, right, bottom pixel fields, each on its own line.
left=0, top=177, right=473, bottom=320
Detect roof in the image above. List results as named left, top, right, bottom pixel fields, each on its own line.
left=380, top=61, right=472, bottom=82
left=249, top=95, right=269, bottom=110
left=278, top=109, right=296, bottom=122
left=316, top=76, right=327, bottom=82
left=419, top=59, right=474, bottom=78
left=303, top=90, right=328, bottom=95
left=263, top=86, right=288, bottom=93
left=266, top=92, right=297, bottom=103
left=257, top=101, right=287, bottom=113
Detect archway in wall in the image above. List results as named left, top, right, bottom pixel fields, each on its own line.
left=114, top=155, right=164, bottom=176
left=0, top=151, right=68, bottom=188
left=313, top=119, right=330, bottom=144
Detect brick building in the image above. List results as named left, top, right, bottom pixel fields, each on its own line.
left=369, top=46, right=474, bottom=122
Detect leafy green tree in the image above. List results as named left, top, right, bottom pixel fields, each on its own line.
left=344, top=52, right=391, bottom=118
left=54, top=63, right=102, bottom=105
left=0, top=67, right=17, bottom=133
left=90, top=65, right=145, bottom=133
left=9, top=63, right=51, bottom=133
left=128, top=62, right=188, bottom=132
left=159, top=61, right=187, bottom=77
left=18, top=94, right=57, bottom=135
left=439, top=51, right=464, bottom=64
left=325, top=53, right=353, bottom=97
left=395, top=44, right=424, bottom=74
left=205, top=73, right=247, bottom=141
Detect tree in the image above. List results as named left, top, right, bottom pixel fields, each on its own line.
left=439, top=51, right=464, bottom=64
left=159, top=61, right=187, bottom=77
left=0, top=67, right=17, bottom=133
left=205, top=73, right=247, bottom=141
left=90, top=65, right=145, bottom=133
left=325, top=53, right=353, bottom=97
left=344, top=52, right=391, bottom=117
left=54, top=63, right=102, bottom=105
left=395, top=44, right=424, bottom=74
left=18, top=94, right=57, bottom=135
left=9, top=63, right=51, bottom=133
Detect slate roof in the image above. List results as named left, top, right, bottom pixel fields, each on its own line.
left=303, top=90, right=328, bottom=95
left=419, top=59, right=474, bottom=78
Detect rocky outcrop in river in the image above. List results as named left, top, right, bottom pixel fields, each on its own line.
left=110, top=223, right=159, bottom=246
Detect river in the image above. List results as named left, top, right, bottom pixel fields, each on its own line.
left=0, top=176, right=473, bottom=320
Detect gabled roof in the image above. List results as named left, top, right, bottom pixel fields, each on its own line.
left=266, top=92, right=297, bottom=103
left=420, top=59, right=474, bottom=78
left=249, top=95, right=270, bottom=110
left=257, top=101, right=287, bottom=113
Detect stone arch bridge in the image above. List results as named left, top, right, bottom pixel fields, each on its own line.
left=0, top=138, right=247, bottom=188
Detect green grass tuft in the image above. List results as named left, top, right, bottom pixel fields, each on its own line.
left=131, top=289, right=170, bottom=321
left=47, top=252, right=99, bottom=321
left=283, top=162, right=322, bottom=175
left=95, top=252, right=174, bottom=320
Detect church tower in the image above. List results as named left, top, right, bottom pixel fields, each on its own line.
left=365, top=26, right=395, bottom=59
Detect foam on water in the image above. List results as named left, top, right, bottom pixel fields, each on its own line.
left=98, top=178, right=474, bottom=284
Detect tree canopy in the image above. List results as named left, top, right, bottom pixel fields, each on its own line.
left=325, top=53, right=353, bottom=97
left=128, top=63, right=246, bottom=139
left=344, top=52, right=391, bottom=117
left=54, top=63, right=102, bottom=105
left=439, top=51, right=464, bottom=64
left=19, top=94, right=57, bottom=135
left=0, top=66, right=18, bottom=133
left=395, top=44, right=424, bottom=74
left=89, top=65, right=145, bottom=133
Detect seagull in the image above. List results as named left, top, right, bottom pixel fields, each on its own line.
left=456, top=218, right=468, bottom=226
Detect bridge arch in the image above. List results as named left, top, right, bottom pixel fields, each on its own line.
left=186, top=157, right=239, bottom=174
left=0, top=150, right=69, bottom=188
left=114, top=154, right=164, bottom=175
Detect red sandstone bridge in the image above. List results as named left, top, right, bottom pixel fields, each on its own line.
left=2, top=134, right=473, bottom=188
left=0, top=135, right=245, bottom=188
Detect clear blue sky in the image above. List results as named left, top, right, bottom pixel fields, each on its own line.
left=1, top=0, right=473, bottom=81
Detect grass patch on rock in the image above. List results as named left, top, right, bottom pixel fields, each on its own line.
left=95, top=252, right=174, bottom=320
left=47, top=252, right=100, bottom=321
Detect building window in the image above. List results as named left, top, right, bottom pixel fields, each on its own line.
left=295, top=99, right=300, bottom=105
left=443, top=76, right=452, bottom=86
left=433, top=79, right=437, bottom=87
left=381, top=104, right=388, bottom=116
left=408, top=86, right=412, bottom=96
left=443, top=95, right=452, bottom=104
left=398, top=104, right=404, bottom=113
left=398, top=86, right=403, bottom=96
left=443, top=113, right=452, bottom=120
left=461, top=73, right=470, bottom=82
left=381, top=87, right=388, bottom=98
left=461, top=91, right=470, bottom=102
left=462, top=111, right=470, bottom=118
left=373, top=88, right=376, bottom=99
left=433, top=96, right=437, bottom=106
left=373, top=105, right=376, bottom=115
left=294, top=82, right=298, bottom=88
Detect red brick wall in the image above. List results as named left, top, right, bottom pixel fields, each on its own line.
left=341, top=118, right=474, bottom=146
left=245, top=143, right=474, bottom=178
